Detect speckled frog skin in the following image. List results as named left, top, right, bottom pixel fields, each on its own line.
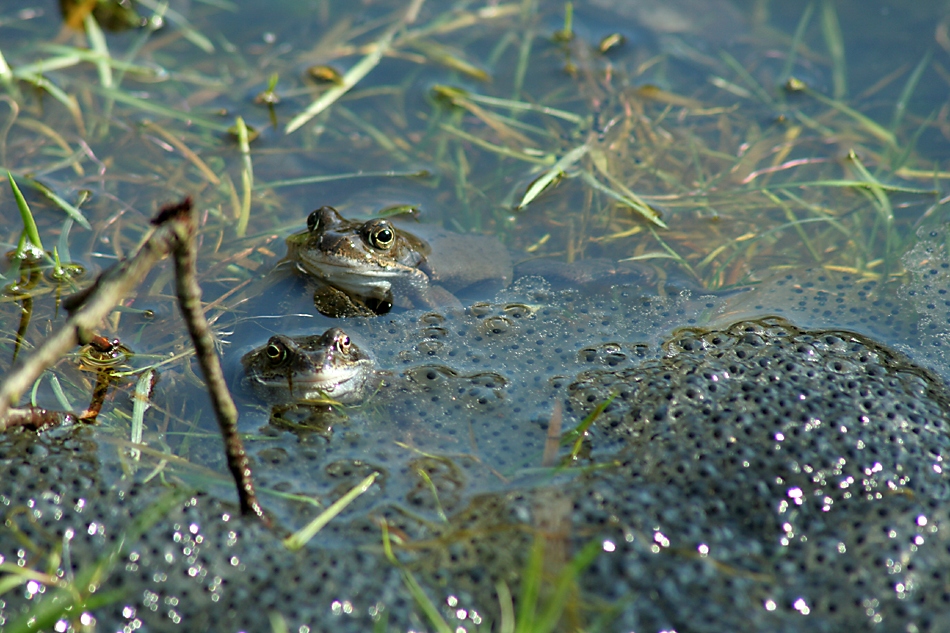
left=286, top=206, right=513, bottom=314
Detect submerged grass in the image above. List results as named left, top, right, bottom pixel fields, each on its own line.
left=234, top=115, right=254, bottom=237
left=383, top=518, right=606, bottom=632
left=283, top=471, right=379, bottom=551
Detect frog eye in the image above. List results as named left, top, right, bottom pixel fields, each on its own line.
left=265, top=340, right=287, bottom=364
left=306, top=209, right=322, bottom=233
left=369, top=224, right=395, bottom=250
left=336, top=335, right=351, bottom=354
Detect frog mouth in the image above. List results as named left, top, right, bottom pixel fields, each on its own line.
left=249, top=367, right=362, bottom=400
left=294, top=259, right=398, bottom=298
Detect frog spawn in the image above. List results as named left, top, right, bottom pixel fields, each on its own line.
left=900, top=226, right=950, bottom=370
left=567, top=317, right=950, bottom=630
left=0, top=430, right=418, bottom=632
left=4, top=275, right=950, bottom=630
left=707, top=225, right=950, bottom=383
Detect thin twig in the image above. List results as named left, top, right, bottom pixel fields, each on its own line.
left=164, top=200, right=267, bottom=522
left=2, top=407, right=78, bottom=432
left=541, top=401, right=562, bottom=467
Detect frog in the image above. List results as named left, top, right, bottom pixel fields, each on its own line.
left=240, top=323, right=511, bottom=413
left=240, top=327, right=379, bottom=404
left=285, top=206, right=513, bottom=316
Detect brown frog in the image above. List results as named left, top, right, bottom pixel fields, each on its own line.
left=240, top=327, right=508, bottom=411
left=240, top=327, right=379, bottom=404
left=286, top=206, right=513, bottom=315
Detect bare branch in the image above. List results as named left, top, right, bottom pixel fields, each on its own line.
left=2, top=407, right=77, bottom=432
left=166, top=201, right=268, bottom=523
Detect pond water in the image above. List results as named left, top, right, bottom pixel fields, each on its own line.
left=2, top=0, right=950, bottom=631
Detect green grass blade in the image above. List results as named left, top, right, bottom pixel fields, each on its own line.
left=258, top=169, right=429, bottom=190
left=5, top=588, right=127, bottom=633
left=57, top=218, right=74, bottom=264
left=269, top=612, right=291, bottom=633
left=778, top=1, right=815, bottom=87
left=40, top=44, right=160, bottom=76
left=438, top=87, right=584, bottom=124
left=720, top=51, right=773, bottom=105
left=496, top=580, right=516, bottom=633
left=517, top=143, right=588, bottom=209
left=286, top=26, right=398, bottom=134
left=0, top=47, right=12, bottom=84
left=24, top=178, right=92, bottom=229
left=137, top=0, right=215, bottom=52
left=801, top=86, right=896, bottom=147
left=8, top=171, right=44, bottom=254
left=415, top=467, right=448, bottom=522
left=619, top=252, right=679, bottom=262
left=130, top=369, right=155, bottom=461
left=563, top=393, right=616, bottom=460
left=820, top=0, right=847, bottom=99
left=440, top=122, right=550, bottom=163
left=337, top=106, right=412, bottom=163
left=763, top=190, right=821, bottom=263
left=554, top=1, right=573, bottom=41
left=515, top=536, right=545, bottom=632
left=0, top=566, right=43, bottom=596
left=29, top=372, right=42, bottom=406
left=234, top=116, right=253, bottom=238
left=400, top=567, right=454, bottom=633
left=283, top=472, right=378, bottom=551
left=891, top=109, right=936, bottom=174
left=48, top=374, right=73, bottom=411
left=768, top=179, right=934, bottom=194
left=14, top=73, right=82, bottom=123
left=845, top=150, right=893, bottom=223
left=93, top=85, right=231, bottom=132
left=890, top=48, right=932, bottom=133
left=511, top=0, right=536, bottom=98
left=407, top=39, right=490, bottom=80
left=13, top=54, right=83, bottom=76
left=577, top=170, right=668, bottom=228
left=533, top=538, right=603, bottom=633
left=83, top=12, right=113, bottom=88
left=379, top=519, right=454, bottom=633
left=99, top=2, right=168, bottom=129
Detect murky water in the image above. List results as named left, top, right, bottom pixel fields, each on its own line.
left=2, top=0, right=950, bottom=630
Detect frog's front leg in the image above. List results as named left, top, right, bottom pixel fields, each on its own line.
left=400, top=268, right=462, bottom=310
left=416, top=284, right=463, bottom=309
left=312, top=284, right=380, bottom=317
